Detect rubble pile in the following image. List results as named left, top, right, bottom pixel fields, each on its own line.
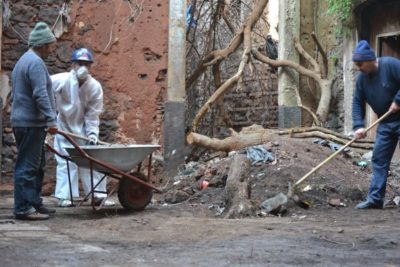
left=160, top=135, right=400, bottom=217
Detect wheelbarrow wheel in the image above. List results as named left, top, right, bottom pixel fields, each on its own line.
left=118, top=172, right=153, bottom=211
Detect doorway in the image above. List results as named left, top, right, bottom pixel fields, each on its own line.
left=376, top=32, right=400, bottom=161
left=377, top=32, right=400, bottom=58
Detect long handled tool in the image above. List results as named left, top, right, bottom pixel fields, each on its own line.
left=292, top=110, right=391, bottom=191
left=261, top=110, right=392, bottom=213
left=56, top=129, right=110, bottom=145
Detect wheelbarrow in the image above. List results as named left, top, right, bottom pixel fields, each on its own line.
left=46, top=130, right=161, bottom=211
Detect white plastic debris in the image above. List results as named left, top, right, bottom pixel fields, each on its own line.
left=393, top=196, right=400, bottom=206
left=302, top=185, right=312, bottom=192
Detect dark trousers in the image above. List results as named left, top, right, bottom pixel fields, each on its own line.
left=368, top=121, right=400, bottom=205
left=13, top=127, right=46, bottom=214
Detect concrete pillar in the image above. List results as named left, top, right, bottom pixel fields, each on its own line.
left=0, top=0, right=3, bottom=182
left=343, top=31, right=357, bottom=135
left=0, top=98, right=2, bottom=183
left=164, top=0, right=186, bottom=176
left=278, top=0, right=301, bottom=128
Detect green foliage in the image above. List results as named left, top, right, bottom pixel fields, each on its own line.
left=327, top=0, right=354, bottom=24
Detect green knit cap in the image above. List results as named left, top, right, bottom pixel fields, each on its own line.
left=28, top=22, right=56, bottom=47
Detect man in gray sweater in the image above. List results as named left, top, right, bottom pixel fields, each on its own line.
left=11, top=22, right=58, bottom=220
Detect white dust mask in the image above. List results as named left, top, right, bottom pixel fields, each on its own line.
left=76, top=66, right=89, bottom=81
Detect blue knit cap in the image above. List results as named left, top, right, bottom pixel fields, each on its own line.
left=352, top=40, right=376, bottom=62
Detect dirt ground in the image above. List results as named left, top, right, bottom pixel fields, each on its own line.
left=1, top=135, right=400, bottom=266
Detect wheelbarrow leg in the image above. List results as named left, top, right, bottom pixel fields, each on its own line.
left=90, top=161, right=95, bottom=210
left=66, top=159, right=74, bottom=207
left=147, top=154, right=153, bottom=180
left=93, top=179, right=120, bottom=211
left=80, top=162, right=107, bottom=209
left=81, top=174, right=107, bottom=201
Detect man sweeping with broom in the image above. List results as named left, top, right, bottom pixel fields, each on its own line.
left=352, top=40, right=400, bottom=209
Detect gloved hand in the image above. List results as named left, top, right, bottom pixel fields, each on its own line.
left=88, top=134, right=98, bottom=145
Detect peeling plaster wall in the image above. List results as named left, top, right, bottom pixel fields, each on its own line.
left=2, top=0, right=168, bottom=144
left=1, top=0, right=168, bottom=178
left=68, top=0, right=168, bottom=144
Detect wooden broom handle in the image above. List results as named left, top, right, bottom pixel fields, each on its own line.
left=56, top=129, right=110, bottom=145
left=294, top=110, right=392, bottom=187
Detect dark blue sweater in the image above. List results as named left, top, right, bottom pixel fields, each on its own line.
left=11, top=50, right=56, bottom=127
left=352, top=57, right=400, bottom=130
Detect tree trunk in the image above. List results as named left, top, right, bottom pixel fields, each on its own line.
left=224, top=154, right=254, bottom=218
left=316, top=79, right=333, bottom=123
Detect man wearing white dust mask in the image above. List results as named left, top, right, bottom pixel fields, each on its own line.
left=51, top=48, right=115, bottom=207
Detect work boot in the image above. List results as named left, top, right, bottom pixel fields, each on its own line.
left=15, top=211, right=49, bottom=221
left=35, top=204, right=56, bottom=214
left=355, top=200, right=383, bottom=209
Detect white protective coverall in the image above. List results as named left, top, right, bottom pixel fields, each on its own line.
left=52, top=71, right=107, bottom=200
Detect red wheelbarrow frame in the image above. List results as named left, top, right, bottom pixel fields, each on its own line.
left=46, top=130, right=161, bottom=210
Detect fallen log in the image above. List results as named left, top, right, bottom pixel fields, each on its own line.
left=188, top=124, right=374, bottom=152
left=223, top=154, right=254, bottom=218
left=187, top=124, right=275, bottom=152
left=278, top=126, right=374, bottom=144
left=279, top=127, right=374, bottom=150
left=284, top=132, right=373, bottom=150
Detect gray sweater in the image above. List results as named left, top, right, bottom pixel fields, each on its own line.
left=11, top=50, right=56, bottom=127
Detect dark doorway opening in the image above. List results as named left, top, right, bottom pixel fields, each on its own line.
left=377, top=33, right=400, bottom=58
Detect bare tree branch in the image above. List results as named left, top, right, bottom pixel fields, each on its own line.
left=190, top=0, right=270, bottom=131
left=299, top=105, right=321, bottom=126
left=252, top=40, right=333, bottom=123
left=311, top=32, right=328, bottom=78
left=293, top=37, right=320, bottom=74
left=252, top=49, right=320, bottom=80
left=187, top=0, right=269, bottom=89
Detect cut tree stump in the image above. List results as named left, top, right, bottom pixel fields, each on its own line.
left=223, top=154, right=254, bottom=218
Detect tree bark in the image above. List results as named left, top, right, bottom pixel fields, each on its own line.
left=311, top=32, right=328, bottom=78
left=187, top=125, right=274, bottom=152
left=224, top=154, right=254, bottom=218
left=188, top=125, right=374, bottom=152
left=278, top=126, right=375, bottom=144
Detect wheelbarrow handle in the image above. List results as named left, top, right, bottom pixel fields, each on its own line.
left=294, top=110, right=392, bottom=187
left=56, top=129, right=110, bottom=145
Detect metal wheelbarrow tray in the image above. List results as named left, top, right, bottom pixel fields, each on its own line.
left=65, top=144, right=160, bottom=173
left=46, top=130, right=161, bottom=211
